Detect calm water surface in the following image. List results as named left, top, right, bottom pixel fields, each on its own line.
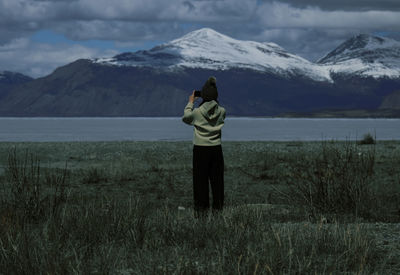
left=0, top=117, right=399, bottom=142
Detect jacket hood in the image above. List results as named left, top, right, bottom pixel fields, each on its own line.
left=199, top=100, right=222, bottom=121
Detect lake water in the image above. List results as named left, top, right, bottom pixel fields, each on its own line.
left=0, top=117, right=399, bottom=142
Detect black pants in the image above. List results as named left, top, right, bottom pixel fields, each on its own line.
left=193, top=145, right=224, bottom=213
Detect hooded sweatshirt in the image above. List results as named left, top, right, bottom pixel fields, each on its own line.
left=182, top=100, right=226, bottom=146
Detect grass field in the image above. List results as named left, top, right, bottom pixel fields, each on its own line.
left=0, top=140, right=399, bottom=274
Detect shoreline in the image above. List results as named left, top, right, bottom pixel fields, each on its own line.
left=1, top=117, right=399, bottom=142
left=1, top=116, right=400, bottom=119
left=0, top=139, right=399, bottom=144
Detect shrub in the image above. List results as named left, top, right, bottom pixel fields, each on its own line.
left=358, top=133, right=376, bottom=145
left=280, top=141, right=376, bottom=217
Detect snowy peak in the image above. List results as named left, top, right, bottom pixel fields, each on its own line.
left=317, top=34, right=400, bottom=78
left=94, top=28, right=332, bottom=82
left=164, top=28, right=316, bottom=72
left=317, top=34, right=370, bottom=63
left=174, top=27, right=229, bottom=42
left=318, top=34, right=400, bottom=64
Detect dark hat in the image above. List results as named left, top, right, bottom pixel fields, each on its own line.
left=201, top=76, right=218, bottom=101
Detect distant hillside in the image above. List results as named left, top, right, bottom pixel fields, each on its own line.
left=282, top=108, right=400, bottom=118
left=380, top=90, right=400, bottom=110
left=0, top=71, right=33, bottom=99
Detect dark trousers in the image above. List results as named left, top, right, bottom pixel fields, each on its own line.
left=193, top=145, right=224, bottom=214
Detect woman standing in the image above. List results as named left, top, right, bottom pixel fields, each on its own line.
left=182, top=77, right=226, bottom=216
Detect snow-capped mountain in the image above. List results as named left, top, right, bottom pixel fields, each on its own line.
left=2, top=29, right=400, bottom=117
left=94, top=28, right=331, bottom=82
left=94, top=29, right=400, bottom=82
left=318, top=34, right=400, bottom=78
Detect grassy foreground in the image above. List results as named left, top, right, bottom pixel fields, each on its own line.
left=0, top=140, right=399, bottom=274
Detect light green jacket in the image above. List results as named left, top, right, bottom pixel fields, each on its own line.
left=182, top=100, right=226, bottom=146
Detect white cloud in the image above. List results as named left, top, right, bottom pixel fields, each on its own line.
left=254, top=28, right=359, bottom=61
left=0, top=38, right=117, bottom=77
left=270, top=0, right=400, bottom=11
left=256, top=2, right=400, bottom=29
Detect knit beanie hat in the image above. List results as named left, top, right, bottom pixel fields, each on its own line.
left=201, top=76, right=218, bottom=101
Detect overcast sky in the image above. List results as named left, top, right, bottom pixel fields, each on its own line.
left=1, top=0, right=400, bottom=78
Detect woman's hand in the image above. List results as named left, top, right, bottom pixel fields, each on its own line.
left=189, top=90, right=197, bottom=103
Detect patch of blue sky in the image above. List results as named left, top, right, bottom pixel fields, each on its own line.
left=31, top=30, right=113, bottom=49
left=374, top=31, right=390, bottom=36
left=31, top=30, right=65, bottom=43
left=373, top=31, right=400, bottom=39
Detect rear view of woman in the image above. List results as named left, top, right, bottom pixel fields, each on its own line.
left=182, top=77, right=226, bottom=216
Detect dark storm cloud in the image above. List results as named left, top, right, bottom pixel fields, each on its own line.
left=52, top=21, right=189, bottom=42
left=0, top=0, right=257, bottom=44
left=2, top=0, right=397, bottom=45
